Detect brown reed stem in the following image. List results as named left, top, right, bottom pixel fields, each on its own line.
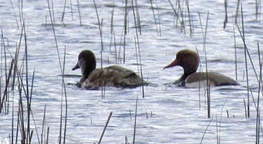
left=133, top=95, right=139, bottom=144
left=185, top=0, right=193, bottom=36
left=200, top=117, right=213, bottom=143
left=150, top=0, right=161, bottom=36
left=168, top=0, right=180, bottom=27
left=0, top=59, right=14, bottom=113
left=256, top=41, right=261, bottom=144
left=76, top=0, right=82, bottom=26
left=61, top=0, right=67, bottom=22
left=241, top=4, right=250, bottom=118
left=198, top=10, right=210, bottom=118
left=98, top=112, right=113, bottom=144
left=41, top=105, right=47, bottom=144
left=233, top=25, right=238, bottom=80
left=223, top=0, right=228, bottom=29
left=235, top=0, right=240, bottom=24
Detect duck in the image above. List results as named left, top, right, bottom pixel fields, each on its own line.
left=72, top=50, right=147, bottom=89
left=164, top=49, right=238, bottom=87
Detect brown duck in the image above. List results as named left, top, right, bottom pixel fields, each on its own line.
left=72, top=50, right=147, bottom=89
left=164, top=49, right=238, bottom=87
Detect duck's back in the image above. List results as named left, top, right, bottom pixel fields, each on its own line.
left=83, top=65, right=145, bottom=89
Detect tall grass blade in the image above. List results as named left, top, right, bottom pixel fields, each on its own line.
left=98, top=112, right=113, bottom=144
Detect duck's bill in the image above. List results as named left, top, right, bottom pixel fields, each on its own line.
left=163, top=59, right=179, bottom=69
left=72, top=64, right=80, bottom=70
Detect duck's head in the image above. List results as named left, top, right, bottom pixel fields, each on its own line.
left=72, top=50, right=96, bottom=79
left=164, top=49, right=199, bottom=75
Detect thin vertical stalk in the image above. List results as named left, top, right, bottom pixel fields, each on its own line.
left=98, top=112, right=113, bottom=144
left=255, top=42, right=261, bottom=144
left=0, top=59, right=14, bottom=112
left=198, top=11, right=210, bottom=118
left=235, top=0, right=240, bottom=24
left=61, top=0, right=68, bottom=22
left=177, top=0, right=185, bottom=33
left=134, top=0, right=141, bottom=35
left=124, top=0, right=128, bottom=35
left=241, top=4, right=250, bottom=118
left=132, top=0, right=145, bottom=98
left=93, top=0, right=104, bottom=67
left=233, top=25, right=238, bottom=80
left=23, top=21, right=31, bottom=144
left=186, top=0, right=193, bottom=36
left=41, top=105, right=47, bottom=144
left=200, top=117, right=213, bottom=143
left=256, top=0, right=259, bottom=20
left=150, top=0, right=161, bottom=36
left=62, top=46, right=68, bottom=144
left=47, top=0, right=63, bottom=73
left=168, top=0, right=180, bottom=26
left=47, top=0, right=69, bottom=143
left=243, top=98, right=247, bottom=118
left=76, top=0, right=82, bottom=26
left=133, top=95, right=139, bottom=144
left=9, top=0, right=20, bottom=29
left=223, top=0, right=228, bottom=29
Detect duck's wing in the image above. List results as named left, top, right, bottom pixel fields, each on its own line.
left=83, top=65, right=146, bottom=89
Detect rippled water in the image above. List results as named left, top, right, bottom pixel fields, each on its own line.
left=1, top=0, right=263, bottom=143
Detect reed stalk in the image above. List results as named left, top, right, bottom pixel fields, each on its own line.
left=255, top=42, right=261, bottom=144
left=150, top=0, right=161, bottom=36
left=240, top=4, right=250, bottom=118
left=200, top=117, right=213, bottom=143
left=233, top=25, right=238, bottom=80
left=93, top=0, right=104, bottom=67
left=198, top=10, right=210, bottom=118
left=124, top=0, right=128, bottom=35
left=109, top=4, right=115, bottom=53
left=223, top=0, right=228, bottom=29
left=98, top=112, right=113, bottom=144
left=0, top=59, right=14, bottom=113
left=177, top=0, right=185, bottom=33
left=235, top=0, right=241, bottom=24
left=61, top=0, right=67, bottom=22
left=255, top=0, right=261, bottom=20
left=168, top=0, right=180, bottom=27
left=185, top=0, right=193, bottom=36
left=47, top=0, right=69, bottom=143
left=133, top=95, right=139, bottom=144
left=51, top=0, right=55, bottom=24
left=243, top=98, right=247, bottom=118
left=132, top=0, right=145, bottom=98
left=62, top=46, right=68, bottom=144
left=41, top=105, right=47, bottom=144
left=134, top=0, right=141, bottom=35
left=76, top=0, right=82, bottom=26
left=9, top=0, right=20, bottom=29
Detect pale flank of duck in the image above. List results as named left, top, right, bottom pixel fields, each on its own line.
left=184, top=72, right=238, bottom=88
left=164, top=49, right=238, bottom=88
left=72, top=50, right=147, bottom=89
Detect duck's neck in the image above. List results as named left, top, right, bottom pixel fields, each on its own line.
left=178, top=71, right=196, bottom=86
left=80, top=63, right=96, bottom=83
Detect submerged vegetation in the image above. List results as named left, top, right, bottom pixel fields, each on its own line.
left=0, top=0, right=263, bottom=143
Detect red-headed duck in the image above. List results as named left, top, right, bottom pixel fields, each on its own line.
left=164, top=49, right=238, bottom=87
left=72, top=50, right=147, bottom=89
